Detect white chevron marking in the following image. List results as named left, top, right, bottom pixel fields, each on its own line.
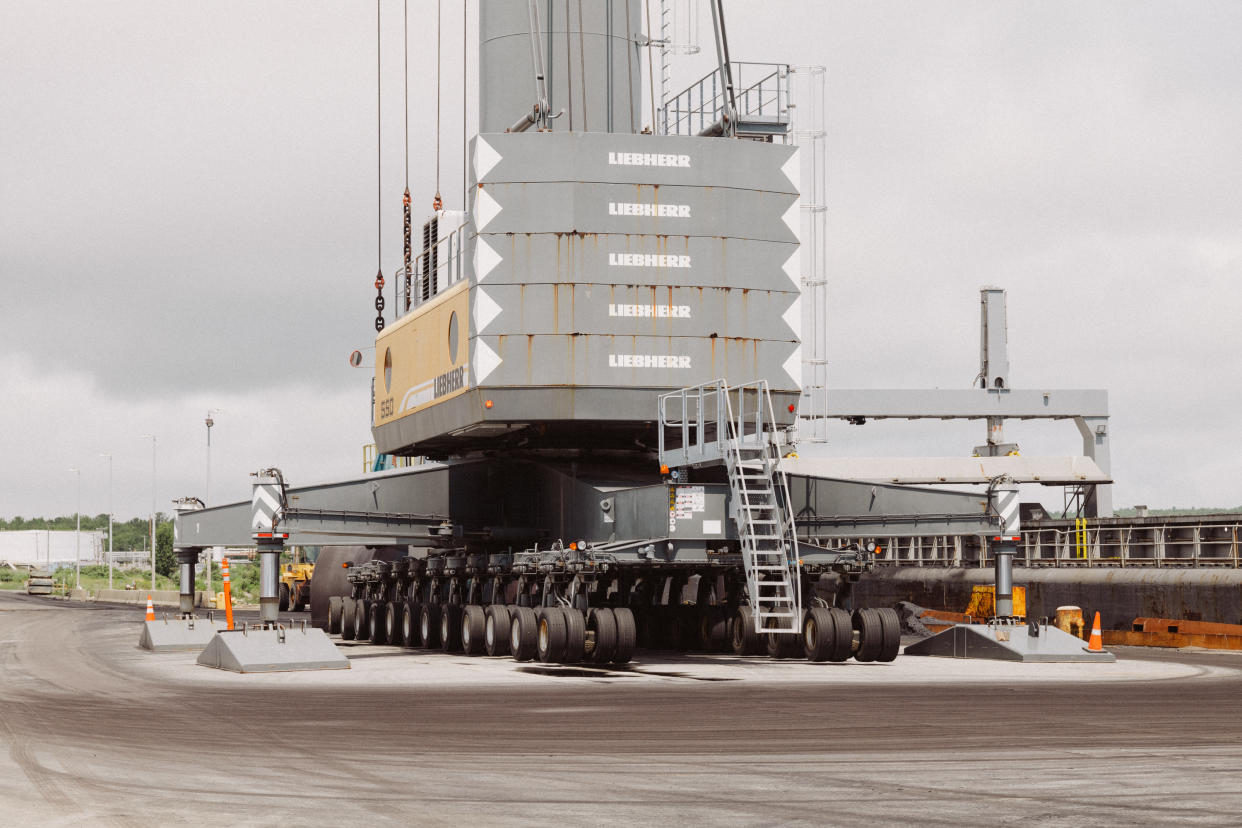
left=473, top=339, right=502, bottom=385
left=473, top=286, right=502, bottom=333
left=473, top=188, right=501, bottom=232
left=474, top=136, right=501, bottom=182
left=473, top=237, right=502, bottom=282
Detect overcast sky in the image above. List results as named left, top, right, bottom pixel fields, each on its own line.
left=3, top=1, right=1240, bottom=520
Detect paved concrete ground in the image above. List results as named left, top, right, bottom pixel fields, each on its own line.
left=2, top=591, right=1241, bottom=826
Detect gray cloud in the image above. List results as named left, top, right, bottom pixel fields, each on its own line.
left=2, top=1, right=1239, bottom=516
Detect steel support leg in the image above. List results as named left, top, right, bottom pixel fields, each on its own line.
left=175, top=548, right=201, bottom=617
left=257, top=537, right=283, bottom=628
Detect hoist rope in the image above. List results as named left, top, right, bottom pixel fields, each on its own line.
left=645, top=0, right=656, bottom=131
left=403, top=0, right=409, bottom=188
left=623, top=0, right=635, bottom=132
left=402, top=0, right=412, bottom=311
left=434, top=0, right=442, bottom=208
left=462, top=0, right=468, bottom=208
left=375, top=0, right=382, bottom=271
left=577, top=0, right=588, bottom=131
left=564, top=0, right=573, bottom=131
left=374, top=0, right=386, bottom=332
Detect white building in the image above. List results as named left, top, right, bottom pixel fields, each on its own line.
left=0, top=530, right=106, bottom=569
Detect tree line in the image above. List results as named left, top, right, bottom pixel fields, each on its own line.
left=1, top=515, right=181, bottom=577
left=1, top=514, right=171, bottom=551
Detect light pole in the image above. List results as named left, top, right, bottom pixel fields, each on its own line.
left=205, top=409, right=218, bottom=597
left=69, top=467, right=81, bottom=590
left=141, top=434, right=156, bottom=590
left=99, top=453, right=113, bottom=590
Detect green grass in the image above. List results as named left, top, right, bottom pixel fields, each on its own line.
left=0, top=562, right=261, bottom=604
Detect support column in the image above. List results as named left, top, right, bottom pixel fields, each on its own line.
left=256, top=537, right=284, bottom=627
left=994, top=544, right=1015, bottom=619
left=1076, top=416, right=1113, bottom=517
left=250, top=469, right=288, bottom=630
left=172, top=497, right=206, bottom=617
left=175, top=548, right=201, bottom=616
left=990, top=480, right=1020, bottom=620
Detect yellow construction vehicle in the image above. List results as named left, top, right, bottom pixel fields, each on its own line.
left=278, top=547, right=318, bottom=612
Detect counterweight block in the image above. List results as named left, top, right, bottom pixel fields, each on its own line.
left=138, top=616, right=226, bottom=652
left=196, top=626, right=350, bottom=673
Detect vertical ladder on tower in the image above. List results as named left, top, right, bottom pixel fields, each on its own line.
left=658, top=380, right=802, bottom=634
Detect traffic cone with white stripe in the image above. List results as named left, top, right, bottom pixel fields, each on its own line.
left=144, top=594, right=155, bottom=622
left=1085, top=611, right=1104, bottom=651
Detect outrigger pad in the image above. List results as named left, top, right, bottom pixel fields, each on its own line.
left=197, top=627, right=350, bottom=673
left=138, top=617, right=227, bottom=652
left=904, top=622, right=1116, bottom=663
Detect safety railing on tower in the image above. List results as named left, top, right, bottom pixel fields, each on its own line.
left=659, top=62, right=790, bottom=139
left=396, top=214, right=468, bottom=318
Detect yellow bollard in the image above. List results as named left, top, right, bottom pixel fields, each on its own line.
left=1055, top=605, right=1085, bottom=639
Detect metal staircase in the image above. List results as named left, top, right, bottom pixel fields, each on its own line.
left=658, top=380, right=802, bottom=633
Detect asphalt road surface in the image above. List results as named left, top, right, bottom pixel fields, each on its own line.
left=2, top=591, right=1241, bottom=826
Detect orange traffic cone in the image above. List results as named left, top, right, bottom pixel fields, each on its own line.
left=144, top=594, right=155, bottom=622
left=1085, top=611, right=1104, bottom=651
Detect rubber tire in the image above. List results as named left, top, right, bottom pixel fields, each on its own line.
left=562, top=609, right=586, bottom=664
left=510, top=606, right=538, bottom=661
left=876, top=607, right=902, bottom=662
left=701, top=607, right=730, bottom=653
left=278, top=583, right=290, bottom=613
left=400, top=600, right=418, bottom=647
left=827, top=607, right=853, bottom=662
left=354, top=600, right=370, bottom=642
left=384, top=600, right=399, bottom=644
left=485, top=605, right=512, bottom=656
left=440, top=604, right=463, bottom=652
left=537, top=607, right=568, bottom=663
left=341, top=597, right=357, bottom=641
left=804, top=607, right=835, bottom=662
left=369, top=601, right=388, bottom=644
left=420, top=603, right=442, bottom=649
left=461, top=605, right=486, bottom=655
left=766, top=632, right=802, bottom=659
left=853, top=608, right=883, bottom=662
left=587, top=607, right=618, bottom=663
left=611, top=607, right=637, bottom=664
left=328, top=596, right=343, bottom=635
left=292, top=589, right=306, bottom=612
left=732, top=605, right=763, bottom=655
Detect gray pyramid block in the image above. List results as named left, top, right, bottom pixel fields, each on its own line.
left=138, top=617, right=227, bottom=652
left=197, top=626, right=350, bottom=673
left=904, top=622, right=1116, bottom=662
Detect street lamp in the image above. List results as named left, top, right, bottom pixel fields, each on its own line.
left=204, top=409, right=219, bottom=597
left=141, top=435, right=156, bottom=590
left=99, top=453, right=113, bottom=590
left=69, top=467, right=81, bottom=590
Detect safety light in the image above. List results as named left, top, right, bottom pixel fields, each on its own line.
left=788, top=404, right=796, bottom=413
left=569, top=542, right=578, bottom=550
left=485, top=399, right=494, bottom=409
left=659, top=464, right=669, bottom=475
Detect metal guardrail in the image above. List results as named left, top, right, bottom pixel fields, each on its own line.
left=396, top=217, right=467, bottom=318
left=868, top=519, right=1242, bottom=568
left=660, top=62, right=789, bottom=137
left=658, top=379, right=777, bottom=468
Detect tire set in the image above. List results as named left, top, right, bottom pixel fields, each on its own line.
left=327, top=595, right=636, bottom=665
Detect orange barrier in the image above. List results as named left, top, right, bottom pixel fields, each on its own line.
left=1103, top=629, right=1242, bottom=650
left=222, top=558, right=235, bottom=630
left=144, top=595, right=155, bottom=621
left=1133, top=617, right=1242, bottom=636
left=1086, top=611, right=1104, bottom=651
